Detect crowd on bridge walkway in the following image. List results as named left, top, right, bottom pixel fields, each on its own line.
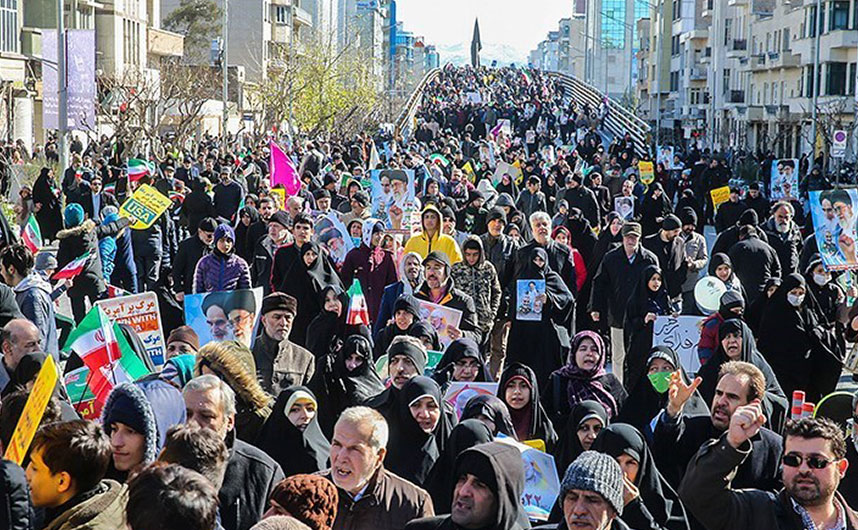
left=0, top=64, right=857, bottom=530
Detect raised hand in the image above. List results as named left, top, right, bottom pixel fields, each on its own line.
left=667, top=371, right=702, bottom=418
left=726, top=400, right=766, bottom=449
left=622, top=475, right=640, bottom=506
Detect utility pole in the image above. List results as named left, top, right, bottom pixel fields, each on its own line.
left=57, top=0, right=68, bottom=172
left=222, top=0, right=229, bottom=148
left=289, top=2, right=295, bottom=137
left=654, top=1, right=662, bottom=147
left=810, top=0, right=821, bottom=165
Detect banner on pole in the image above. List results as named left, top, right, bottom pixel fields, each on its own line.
left=5, top=356, right=59, bottom=464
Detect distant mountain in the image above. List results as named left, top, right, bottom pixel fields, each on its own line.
left=434, top=42, right=528, bottom=67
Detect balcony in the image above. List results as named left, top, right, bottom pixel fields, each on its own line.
left=746, top=105, right=764, bottom=121
left=726, top=39, right=747, bottom=59
left=825, top=29, right=858, bottom=50
left=294, top=6, right=312, bottom=27
left=689, top=67, right=707, bottom=80
left=769, top=51, right=800, bottom=69
left=765, top=104, right=790, bottom=117
left=682, top=29, right=708, bottom=42
left=147, top=28, right=184, bottom=58
left=750, top=54, right=766, bottom=71
left=700, top=46, right=712, bottom=63
left=728, top=89, right=745, bottom=104
left=728, top=0, right=747, bottom=5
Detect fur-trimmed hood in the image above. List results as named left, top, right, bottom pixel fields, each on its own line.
left=56, top=219, right=97, bottom=240
left=100, top=383, right=159, bottom=465
left=195, top=341, right=273, bottom=411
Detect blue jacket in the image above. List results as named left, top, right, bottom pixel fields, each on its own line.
left=13, top=274, right=58, bottom=359
left=193, top=251, right=252, bottom=293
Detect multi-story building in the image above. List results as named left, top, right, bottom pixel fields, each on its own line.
left=584, top=0, right=651, bottom=99
left=337, top=0, right=385, bottom=82
left=0, top=0, right=31, bottom=151
left=528, top=17, right=585, bottom=78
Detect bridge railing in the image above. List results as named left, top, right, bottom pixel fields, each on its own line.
left=394, top=68, right=442, bottom=140
left=547, top=71, right=651, bottom=159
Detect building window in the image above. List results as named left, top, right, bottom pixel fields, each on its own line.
left=830, top=1, right=849, bottom=30
left=827, top=62, right=847, bottom=95
left=0, top=0, right=18, bottom=54
left=275, top=5, right=288, bottom=24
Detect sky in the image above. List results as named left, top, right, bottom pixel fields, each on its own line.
left=395, top=0, right=575, bottom=62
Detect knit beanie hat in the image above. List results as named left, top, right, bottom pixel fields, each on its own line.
left=486, top=206, right=507, bottom=225
left=662, top=214, right=681, bottom=231
left=738, top=209, right=758, bottom=226
left=269, top=475, right=338, bottom=530
left=64, top=203, right=84, bottom=228
left=269, top=211, right=292, bottom=229
left=561, top=451, right=624, bottom=516
left=214, top=224, right=235, bottom=245
left=167, top=325, right=199, bottom=352
left=250, top=516, right=311, bottom=530
left=679, top=207, right=697, bottom=226
left=387, top=337, right=428, bottom=373
left=393, top=294, right=422, bottom=319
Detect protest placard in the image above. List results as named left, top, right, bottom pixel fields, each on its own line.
left=656, top=146, right=674, bottom=170
left=369, top=169, right=418, bottom=231
left=710, top=186, right=731, bottom=210
left=417, top=301, right=463, bottom=347
left=97, top=292, right=165, bottom=366
left=444, top=382, right=499, bottom=420
left=315, top=212, right=354, bottom=268
left=496, top=436, right=560, bottom=522
left=771, top=159, right=799, bottom=201
left=119, top=184, right=172, bottom=230
left=652, top=315, right=704, bottom=375
left=516, top=279, right=545, bottom=321
left=184, top=288, right=264, bottom=348
left=809, top=189, right=858, bottom=271
left=5, top=356, right=58, bottom=464
left=614, top=196, right=635, bottom=221
left=638, top=160, right=654, bottom=185
left=64, top=366, right=99, bottom=420
left=492, top=161, right=523, bottom=186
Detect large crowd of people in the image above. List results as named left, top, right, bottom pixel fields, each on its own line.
left=2, top=64, right=858, bottom=530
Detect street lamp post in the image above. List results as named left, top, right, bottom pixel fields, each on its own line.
left=57, top=0, right=68, bottom=173
left=222, top=0, right=229, bottom=148
left=810, top=0, right=821, bottom=165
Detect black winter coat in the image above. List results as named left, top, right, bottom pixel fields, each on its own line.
left=56, top=220, right=105, bottom=297
left=589, top=245, right=659, bottom=328
left=219, top=432, right=285, bottom=530
left=729, top=236, right=781, bottom=304
left=173, top=234, right=210, bottom=294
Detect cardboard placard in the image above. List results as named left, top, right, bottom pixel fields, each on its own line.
left=119, top=184, right=172, bottom=230
left=97, top=293, right=166, bottom=366
left=5, top=356, right=59, bottom=464
left=652, top=316, right=705, bottom=375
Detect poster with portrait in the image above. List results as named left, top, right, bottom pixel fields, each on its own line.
left=809, top=189, right=858, bottom=270
left=516, top=279, right=545, bottom=321
left=496, top=437, right=561, bottom=522
left=657, top=145, right=675, bottom=170
left=184, top=288, right=264, bottom=348
left=614, top=196, right=635, bottom=221
left=97, top=293, right=166, bottom=366
left=444, top=382, right=499, bottom=420
left=417, top=301, right=463, bottom=348
left=314, top=212, right=354, bottom=268
left=770, top=158, right=799, bottom=201
left=369, top=169, right=418, bottom=231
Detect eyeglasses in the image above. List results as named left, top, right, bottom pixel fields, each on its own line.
left=782, top=453, right=836, bottom=469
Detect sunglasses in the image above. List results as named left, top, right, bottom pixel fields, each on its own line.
left=782, top=453, right=836, bottom=470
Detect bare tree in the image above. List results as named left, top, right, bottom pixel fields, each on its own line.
left=247, top=23, right=385, bottom=138
left=94, top=61, right=221, bottom=156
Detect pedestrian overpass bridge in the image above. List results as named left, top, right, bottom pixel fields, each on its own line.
left=395, top=67, right=652, bottom=159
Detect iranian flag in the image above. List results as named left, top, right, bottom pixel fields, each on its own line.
left=20, top=214, right=41, bottom=254
left=346, top=279, right=371, bottom=326
left=64, top=306, right=149, bottom=415
left=127, top=159, right=155, bottom=182
left=53, top=251, right=90, bottom=280
left=103, top=182, right=116, bottom=194
left=106, top=284, right=129, bottom=298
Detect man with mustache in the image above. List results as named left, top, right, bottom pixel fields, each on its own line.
left=414, top=251, right=480, bottom=344
left=653, top=361, right=783, bottom=493
left=680, top=411, right=858, bottom=529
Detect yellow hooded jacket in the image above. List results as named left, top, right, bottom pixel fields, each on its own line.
left=403, top=203, right=463, bottom=264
